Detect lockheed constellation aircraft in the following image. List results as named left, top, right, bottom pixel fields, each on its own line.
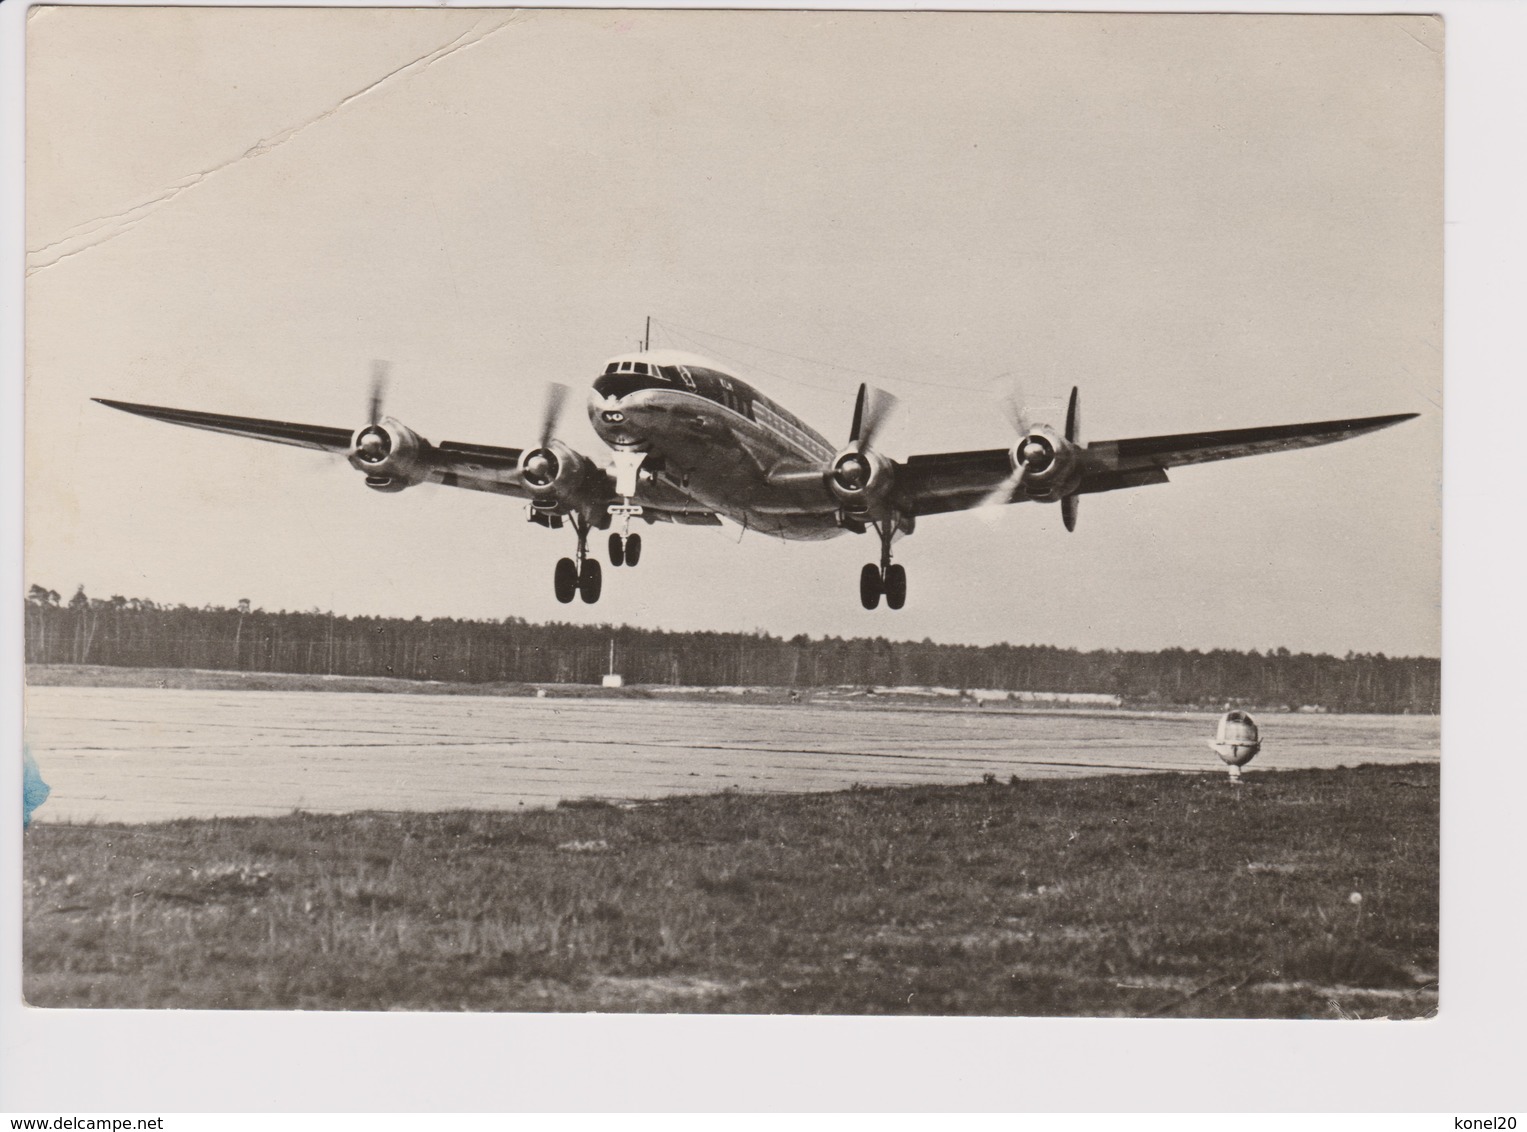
left=95, top=347, right=1416, bottom=609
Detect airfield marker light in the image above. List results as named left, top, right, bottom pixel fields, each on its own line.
left=1210, top=710, right=1262, bottom=781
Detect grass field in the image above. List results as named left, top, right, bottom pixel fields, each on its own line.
left=23, top=762, right=1438, bottom=1017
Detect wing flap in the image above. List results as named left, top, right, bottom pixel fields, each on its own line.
left=896, top=448, right=1013, bottom=510
left=431, top=470, right=530, bottom=496
left=434, top=439, right=524, bottom=472
left=1075, top=466, right=1171, bottom=495
left=647, top=509, right=724, bottom=527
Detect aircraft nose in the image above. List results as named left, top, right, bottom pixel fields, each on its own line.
left=589, top=388, right=643, bottom=446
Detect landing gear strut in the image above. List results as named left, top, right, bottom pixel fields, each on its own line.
left=859, top=519, right=906, bottom=610
left=606, top=451, right=647, bottom=569
left=554, top=514, right=602, bottom=604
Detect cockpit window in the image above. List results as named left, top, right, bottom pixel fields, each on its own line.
left=594, top=370, right=667, bottom=400
left=603, top=363, right=620, bottom=376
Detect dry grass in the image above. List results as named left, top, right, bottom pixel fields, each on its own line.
left=23, top=763, right=1438, bottom=1016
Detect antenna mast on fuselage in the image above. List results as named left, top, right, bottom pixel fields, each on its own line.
left=643, top=316, right=651, bottom=353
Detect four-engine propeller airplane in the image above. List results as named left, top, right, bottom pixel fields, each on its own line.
left=95, top=346, right=1417, bottom=609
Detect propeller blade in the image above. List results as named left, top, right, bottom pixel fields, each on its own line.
left=1064, top=385, right=1081, bottom=446
left=849, top=383, right=897, bottom=450
left=1061, top=492, right=1079, bottom=532
left=991, top=377, right=1033, bottom=438
left=367, top=360, right=391, bottom=425
left=539, top=382, right=569, bottom=448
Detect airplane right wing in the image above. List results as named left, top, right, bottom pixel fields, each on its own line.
left=92, top=395, right=729, bottom=527
left=92, top=399, right=358, bottom=454
left=94, top=397, right=564, bottom=503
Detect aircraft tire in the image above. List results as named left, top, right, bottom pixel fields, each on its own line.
left=626, top=533, right=642, bottom=566
left=608, top=533, right=625, bottom=567
left=884, top=563, right=907, bottom=610
left=859, top=563, right=882, bottom=610
left=554, top=557, right=578, bottom=603
left=579, top=558, right=603, bottom=604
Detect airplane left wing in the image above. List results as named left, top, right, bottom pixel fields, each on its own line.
left=1081, top=413, right=1421, bottom=474
left=896, top=412, right=1418, bottom=518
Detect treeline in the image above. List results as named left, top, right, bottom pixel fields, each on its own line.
left=23, top=586, right=1439, bottom=713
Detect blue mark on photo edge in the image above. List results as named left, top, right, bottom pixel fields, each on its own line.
left=23, top=746, right=50, bottom=829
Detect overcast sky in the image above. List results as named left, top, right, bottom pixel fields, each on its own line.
left=24, top=8, right=1441, bottom=656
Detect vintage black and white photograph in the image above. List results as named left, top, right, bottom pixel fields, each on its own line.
left=19, top=7, right=1441, bottom=1019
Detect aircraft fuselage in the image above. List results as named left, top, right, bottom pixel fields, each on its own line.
left=589, top=350, right=846, bottom=540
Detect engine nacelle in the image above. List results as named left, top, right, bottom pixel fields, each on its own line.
left=348, top=419, right=429, bottom=492
left=1010, top=426, right=1082, bottom=502
left=518, top=439, right=594, bottom=509
left=826, top=445, right=895, bottom=515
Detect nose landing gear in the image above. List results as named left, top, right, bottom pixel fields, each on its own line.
left=607, top=500, right=644, bottom=568
left=859, top=519, right=907, bottom=610
left=608, top=530, right=642, bottom=567
left=554, top=514, right=602, bottom=604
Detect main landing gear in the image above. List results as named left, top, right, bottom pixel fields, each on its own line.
left=859, top=520, right=907, bottom=611
left=554, top=514, right=602, bottom=604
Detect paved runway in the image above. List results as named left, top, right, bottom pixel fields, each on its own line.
left=23, top=686, right=1441, bottom=823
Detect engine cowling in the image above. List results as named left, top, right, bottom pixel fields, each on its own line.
left=348, top=419, right=429, bottom=492
left=1009, top=426, right=1082, bottom=502
left=826, top=445, right=895, bottom=515
left=518, top=439, right=594, bottom=509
